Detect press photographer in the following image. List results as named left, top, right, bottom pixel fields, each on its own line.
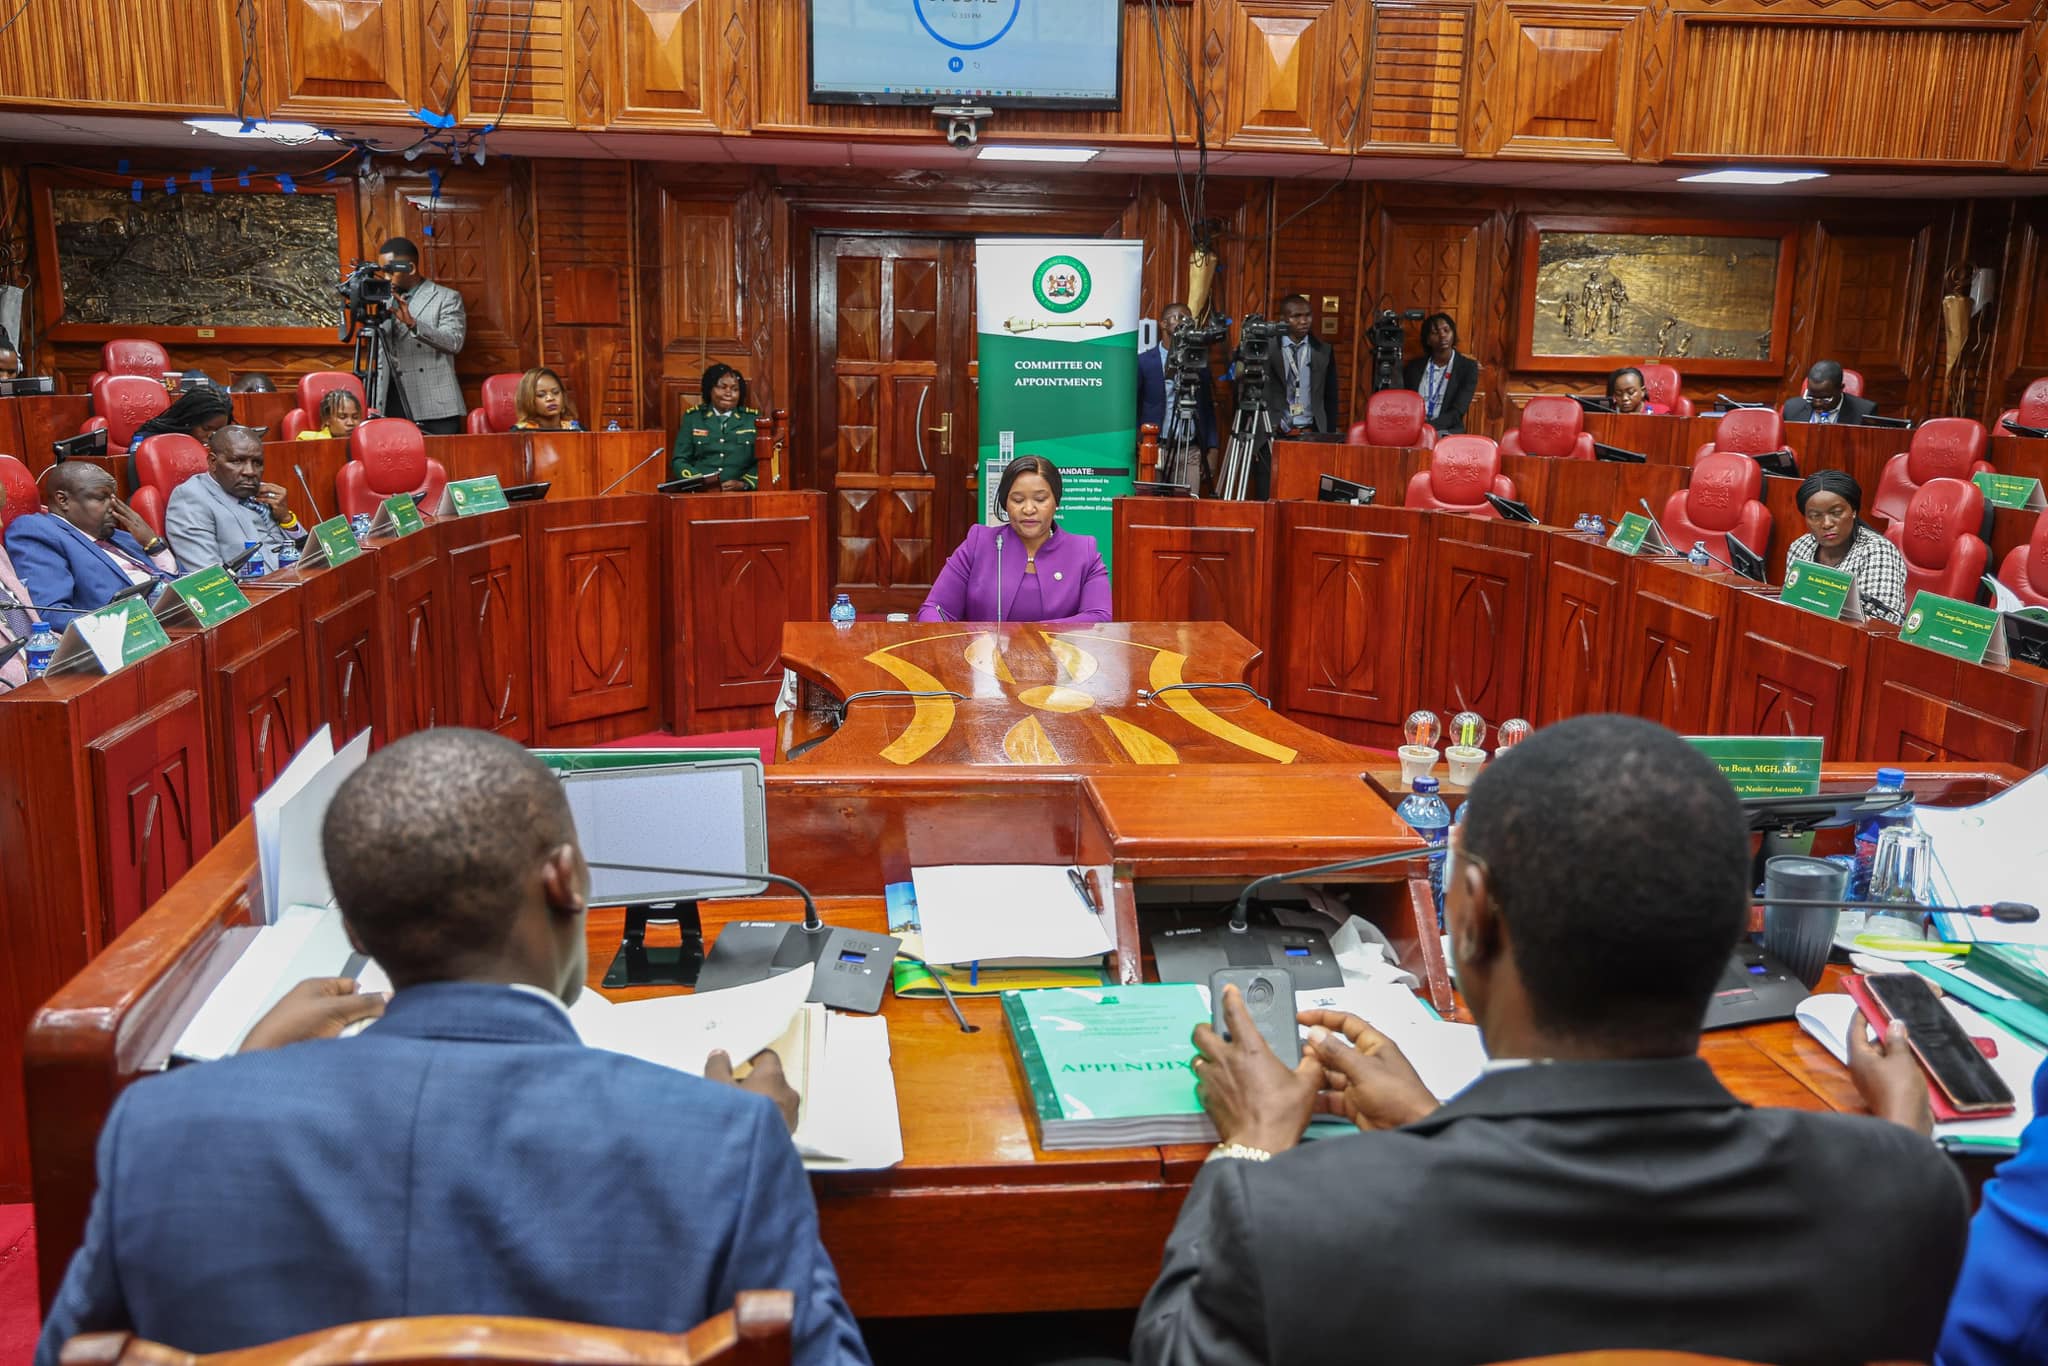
left=370, top=236, right=468, bottom=436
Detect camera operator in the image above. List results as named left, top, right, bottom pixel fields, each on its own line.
left=372, top=236, right=467, bottom=436
left=1256, top=294, right=1337, bottom=438
left=1140, top=302, right=1220, bottom=489
left=1403, top=312, right=1478, bottom=435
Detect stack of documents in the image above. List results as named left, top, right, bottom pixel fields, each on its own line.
left=1921, top=768, right=2048, bottom=942
left=886, top=881, right=1110, bottom=996
left=573, top=966, right=903, bottom=1170
left=909, top=864, right=1116, bottom=967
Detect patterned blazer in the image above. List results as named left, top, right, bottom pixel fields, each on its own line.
left=373, top=279, right=468, bottom=421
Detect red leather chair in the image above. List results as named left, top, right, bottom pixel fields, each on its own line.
left=1499, top=397, right=1595, bottom=461
left=1997, top=512, right=2048, bottom=608
left=1403, top=436, right=1515, bottom=517
left=1658, top=452, right=1773, bottom=565
left=1871, top=417, right=1992, bottom=528
left=1345, top=389, right=1437, bottom=450
left=466, top=372, right=523, bottom=434
left=0, top=453, right=41, bottom=529
left=280, top=371, right=367, bottom=440
left=336, top=418, right=449, bottom=518
left=80, top=374, right=171, bottom=449
left=129, top=434, right=212, bottom=539
left=1691, top=406, right=1785, bottom=463
left=1885, top=478, right=1990, bottom=607
left=95, top=339, right=169, bottom=390
left=1996, top=376, right=2048, bottom=433
left=1637, top=362, right=1694, bottom=418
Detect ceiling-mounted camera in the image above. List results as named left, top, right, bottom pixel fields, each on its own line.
left=934, top=104, right=992, bottom=149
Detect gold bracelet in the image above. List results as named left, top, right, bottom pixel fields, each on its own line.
left=277, top=512, right=299, bottom=530
left=1206, top=1142, right=1274, bottom=1163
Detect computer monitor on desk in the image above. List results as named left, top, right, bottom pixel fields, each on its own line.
left=1593, top=442, right=1647, bottom=464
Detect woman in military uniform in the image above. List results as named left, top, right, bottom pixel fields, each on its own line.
left=669, top=363, right=759, bottom=490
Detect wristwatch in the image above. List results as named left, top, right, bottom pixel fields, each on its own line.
left=1206, top=1142, right=1274, bottom=1163
left=142, top=537, right=169, bottom=557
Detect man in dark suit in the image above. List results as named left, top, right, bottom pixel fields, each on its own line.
left=1782, top=360, right=1879, bottom=425
left=1400, top=311, right=1480, bottom=434
left=1133, top=713, right=1967, bottom=1366
left=36, top=728, right=870, bottom=1366
left=5, top=462, right=178, bottom=613
left=1138, top=302, right=1220, bottom=489
left=1257, top=294, right=1337, bottom=437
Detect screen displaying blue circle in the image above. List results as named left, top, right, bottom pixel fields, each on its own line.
left=914, top=0, right=1021, bottom=52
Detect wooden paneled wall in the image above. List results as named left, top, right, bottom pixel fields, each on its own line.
left=8, top=3, right=2048, bottom=171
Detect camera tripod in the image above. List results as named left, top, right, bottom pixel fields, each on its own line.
left=1216, top=383, right=1276, bottom=502
left=1158, top=356, right=1211, bottom=495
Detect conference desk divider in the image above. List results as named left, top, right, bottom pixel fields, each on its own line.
left=0, top=460, right=826, bottom=1204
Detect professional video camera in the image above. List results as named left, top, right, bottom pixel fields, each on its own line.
left=336, top=261, right=393, bottom=342
left=1368, top=307, right=1427, bottom=394
left=1232, top=314, right=1287, bottom=396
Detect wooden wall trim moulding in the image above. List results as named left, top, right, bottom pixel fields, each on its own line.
left=0, top=0, right=240, bottom=113
left=1511, top=212, right=1799, bottom=377
left=265, top=0, right=427, bottom=124
left=1666, top=16, right=2028, bottom=167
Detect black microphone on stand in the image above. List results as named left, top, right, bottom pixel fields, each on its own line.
left=995, top=523, right=1005, bottom=630
left=3, top=579, right=156, bottom=616
left=1752, top=896, right=2039, bottom=923
left=599, top=446, right=669, bottom=497
left=582, top=860, right=900, bottom=1013
left=294, top=465, right=327, bottom=524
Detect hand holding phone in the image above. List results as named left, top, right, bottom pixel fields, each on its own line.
left=1862, top=973, right=2014, bottom=1115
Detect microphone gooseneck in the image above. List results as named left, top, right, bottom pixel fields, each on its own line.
left=294, top=465, right=327, bottom=524
left=1230, top=846, right=1438, bottom=933
left=600, top=445, right=668, bottom=497
left=582, top=861, right=821, bottom=931
left=995, top=524, right=1004, bottom=630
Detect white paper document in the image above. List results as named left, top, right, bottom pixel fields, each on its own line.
left=910, top=864, right=1116, bottom=966
left=1919, top=767, right=2048, bottom=938
left=171, top=905, right=369, bottom=1061
left=275, top=729, right=371, bottom=916
left=571, top=964, right=817, bottom=1076
left=796, top=1013, right=904, bottom=1170
left=254, top=726, right=335, bottom=925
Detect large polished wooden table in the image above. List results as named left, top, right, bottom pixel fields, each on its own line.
left=22, top=750, right=2020, bottom=1317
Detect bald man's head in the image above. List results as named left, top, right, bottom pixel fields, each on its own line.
left=207, top=424, right=267, bottom=499
left=47, top=462, right=116, bottom=536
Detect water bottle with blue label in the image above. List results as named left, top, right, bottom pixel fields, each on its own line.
left=23, top=621, right=58, bottom=680
left=1850, top=768, right=1913, bottom=915
left=1396, top=777, right=1454, bottom=927
left=830, top=594, right=856, bottom=628
left=349, top=514, right=373, bottom=544
left=606, top=419, right=621, bottom=432
left=239, top=541, right=265, bottom=579
left=1688, top=541, right=1712, bottom=568
left=274, top=541, right=300, bottom=572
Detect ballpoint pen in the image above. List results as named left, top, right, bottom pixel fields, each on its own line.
left=1068, top=866, right=1101, bottom=915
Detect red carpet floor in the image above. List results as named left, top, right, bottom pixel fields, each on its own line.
left=1, top=1203, right=37, bottom=1364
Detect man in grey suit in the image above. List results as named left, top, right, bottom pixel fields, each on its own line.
left=37, top=728, right=869, bottom=1366
left=1135, top=713, right=1967, bottom=1366
left=373, top=236, right=468, bottom=435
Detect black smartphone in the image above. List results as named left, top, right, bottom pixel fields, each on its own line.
left=1209, top=967, right=1300, bottom=1066
left=1864, top=973, right=2014, bottom=1113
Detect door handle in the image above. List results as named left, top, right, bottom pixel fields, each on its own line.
left=927, top=411, right=953, bottom=457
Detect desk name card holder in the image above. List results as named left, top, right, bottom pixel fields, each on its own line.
left=154, top=565, right=253, bottom=630
left=1606, top=511, right=1655, bottom=555
left=1974, top=472, right=2048, bottom=512
left=1900, top=591, right=2010, bottom=667
left=47, top=596, right=172, bottom=677
left=367, top=493, right=425, bottom=538
left=438, top=475, right=510, bottom=517
left=1779, top=560, right=1865, bottom=623
left=295, top=515, right=363, bottom=570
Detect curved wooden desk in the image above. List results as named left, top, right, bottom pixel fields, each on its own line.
left=780, top=621, right=1365, bottom=767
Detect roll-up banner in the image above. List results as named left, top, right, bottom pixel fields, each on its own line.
left=974, top=238, right=1140, bottom=571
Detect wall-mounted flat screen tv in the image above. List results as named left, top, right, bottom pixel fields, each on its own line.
left=810, top=0, right=1124, bottom=111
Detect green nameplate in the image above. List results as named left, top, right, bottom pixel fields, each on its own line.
left=154, top=565, right=253, bottom=630
left=295, top=515, right=363, bottom=570
left=439, top=476, right=509, bottom=517
left=1900, top=591, right=2010, bottom=666
left=368, top=493, right=425, bottom=538
left=47, top=596, right=173, bottom=676
left=1606, top=511, right=1653, bottom=556
left=1973, top=472, right=2047, bottom=512
left=1685, top=735, right=1824, bottom=798
left=1779, top=559, right=1864, bottom=623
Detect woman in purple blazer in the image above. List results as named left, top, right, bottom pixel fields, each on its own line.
left=917, top=455, right=1111, bottom=625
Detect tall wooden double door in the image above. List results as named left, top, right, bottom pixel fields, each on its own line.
left=812, top=234, right=980, bottom=615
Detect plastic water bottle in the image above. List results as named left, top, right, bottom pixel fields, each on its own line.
left=605, top=419, right=621, bottom=432
left=830, top=594, right=856, bottom=628
left=348, top=513, right=373, bottom=544
left=1688, top=540, right=1712, bottom=568
left=238, top=540, right=265, bottom=579
left=1850, top=768, right=1914, bottom=916
left=23, top=621, right=57, bottom=680
left=274, top=542, right=300, bottom=572
left=1397, top=777, right=1454, bottom=927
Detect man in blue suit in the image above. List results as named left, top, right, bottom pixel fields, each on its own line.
left=6, top=463, right=178, bottom=613
left=1139, top=302, right=1219, bottom=490
left=37, top=727, right=870, bottom=1366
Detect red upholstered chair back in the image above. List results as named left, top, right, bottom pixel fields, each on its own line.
left=88, top=374, right=172, bottom=448
left=469, top=372, right=522, bottom=435
left=336, top=417, right=449, bottom=518
left=100, top=339, right=169, bottom=381
left=1873, top=418, right=1993, bottom=527
left=1404, top=436, right=1514, bottom=516
left=290, top=371, right=365, bottom=440
left=1636, top=363, right=1693, bottom=417
left=1999, top=511, right=2048, bottom=607
left=1997, top=377, right=2048, bottom=433
left=1351, top=389, right=1436, bottom=449
left=130, top=434, right=212, bottom=538
left=1804, top=368, right=1866, bottom=399
left=1499, top=397, right=1594, bottom=460
left=1657, top=452, right=1772, bottom=565
left=1884, top=478, right=1990, bottom=605
left=1708, top=407, right=1784, bottom=457
left=0, top=453, right=41, bottom=528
